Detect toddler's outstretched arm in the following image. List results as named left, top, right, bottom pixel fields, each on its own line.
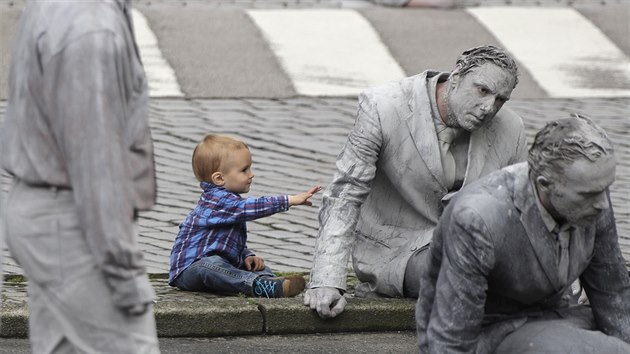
left=288, top=186, right=322, bottom=207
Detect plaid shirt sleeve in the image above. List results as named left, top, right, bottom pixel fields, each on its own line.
left=204, top=193, right=290, bottom=225
left=242, top=247, right=256, bottom=258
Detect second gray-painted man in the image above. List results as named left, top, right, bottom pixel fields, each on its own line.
left=416, top=115, right=630, bottom=353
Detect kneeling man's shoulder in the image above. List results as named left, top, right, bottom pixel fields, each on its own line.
left=491, top=106, right=525, bottom=133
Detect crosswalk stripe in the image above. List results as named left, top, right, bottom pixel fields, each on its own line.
left=467, top=7, right=630, bottom=98
left=246, top=9, right=406, bottom=96
left=131, top=9, right=184, bottom=97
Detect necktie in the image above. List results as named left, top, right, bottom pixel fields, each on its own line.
left=556, top=225, right=572, bottom=283
left=437, top=127, right=457, bottom=189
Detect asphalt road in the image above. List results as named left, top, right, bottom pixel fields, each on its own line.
left=1, top=2, right=628, bottom=99
left=0, top=331, right=418, bottom=354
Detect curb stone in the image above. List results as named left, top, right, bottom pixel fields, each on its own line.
left=259, top=297, right=416, bottom=335
left=154, top=298, right=263, bottom=337
left=1, top=275, right=416, bottom=338
left=1, top=297, right=416, bottom=338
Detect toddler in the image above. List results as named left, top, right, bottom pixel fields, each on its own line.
left=169, top=134, right=320, bottom=298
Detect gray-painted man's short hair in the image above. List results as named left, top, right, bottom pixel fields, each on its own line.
left=528, top=113, right=614, bottom=179
left=454, top=45, right=519, bottom=87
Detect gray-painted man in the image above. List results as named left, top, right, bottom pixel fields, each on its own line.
left=304, top=46, right=527, bottom=318
left=1, top=0, right=159, bottom=352
left=417, top=115, right=630, bottom=353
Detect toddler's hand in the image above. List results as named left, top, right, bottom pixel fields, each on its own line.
left=288, top=186, right=322, bottom=207
left=244, top=256, right=266, bottom=271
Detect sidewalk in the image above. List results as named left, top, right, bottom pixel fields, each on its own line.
left=1, top=97, right=629, bottom=338
left=1, top=274, right=416, bottom=338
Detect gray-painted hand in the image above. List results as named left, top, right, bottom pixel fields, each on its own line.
left=303, top=287, right=347, bottom=319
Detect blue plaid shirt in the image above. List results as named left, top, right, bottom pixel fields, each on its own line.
left=169, top=182, right=289, bottom=284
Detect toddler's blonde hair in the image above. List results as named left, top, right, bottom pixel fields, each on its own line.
left=192, top=134, right=249, bottom=182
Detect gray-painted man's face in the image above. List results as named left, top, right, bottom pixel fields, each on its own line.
left=445, top=63, right=516, bottom=131
left=543, top=155, right=616, bottom=226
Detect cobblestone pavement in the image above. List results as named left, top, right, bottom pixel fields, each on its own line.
left=1, top=97, right=629, bottom=277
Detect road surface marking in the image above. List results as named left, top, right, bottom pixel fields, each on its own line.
left=132, top=9, right=184, bottom=97
left=247, top=9, right=405, bottom=96
left=467, top=7, right=630, bottom=98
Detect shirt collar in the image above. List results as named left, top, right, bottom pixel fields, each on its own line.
left=199, top=182, right=241, bottom=197
left=200, top=181, right=219, bottom=191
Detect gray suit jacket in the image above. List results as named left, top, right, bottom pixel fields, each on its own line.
left=416, top=162, right=630, bottom=353
left=310, top=71, right=527, bottom=297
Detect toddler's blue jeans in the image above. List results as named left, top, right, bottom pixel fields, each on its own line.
left=172, top=255, right=275, bottom=296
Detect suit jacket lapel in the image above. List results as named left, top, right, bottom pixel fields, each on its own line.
left=513, top=166, right=562, bottom=289
left=567, top=227, right=594, bottom=281
left=402, top=71, right=445, bottom=187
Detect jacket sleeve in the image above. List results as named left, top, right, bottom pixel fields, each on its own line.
left=580, top=198, right=630, bottom=343
left=425, top=203, right=496, bottom=353
left=43, top=32, right=154, bottom=309
left=504, top=109, right=528, bottom=165
left=309, top=91, right=383, bottom=291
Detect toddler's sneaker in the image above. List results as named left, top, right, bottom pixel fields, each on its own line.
left=253, top=275, right=306, bottom=298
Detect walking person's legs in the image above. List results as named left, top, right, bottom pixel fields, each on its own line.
left=6, top=181, right=159, bottom=354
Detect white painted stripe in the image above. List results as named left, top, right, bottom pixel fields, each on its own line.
left=131, top=9, right=183, bottom=97
left=467, top=7, right=630, bottom=98
left=247, top=9, right=405, bottom=96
